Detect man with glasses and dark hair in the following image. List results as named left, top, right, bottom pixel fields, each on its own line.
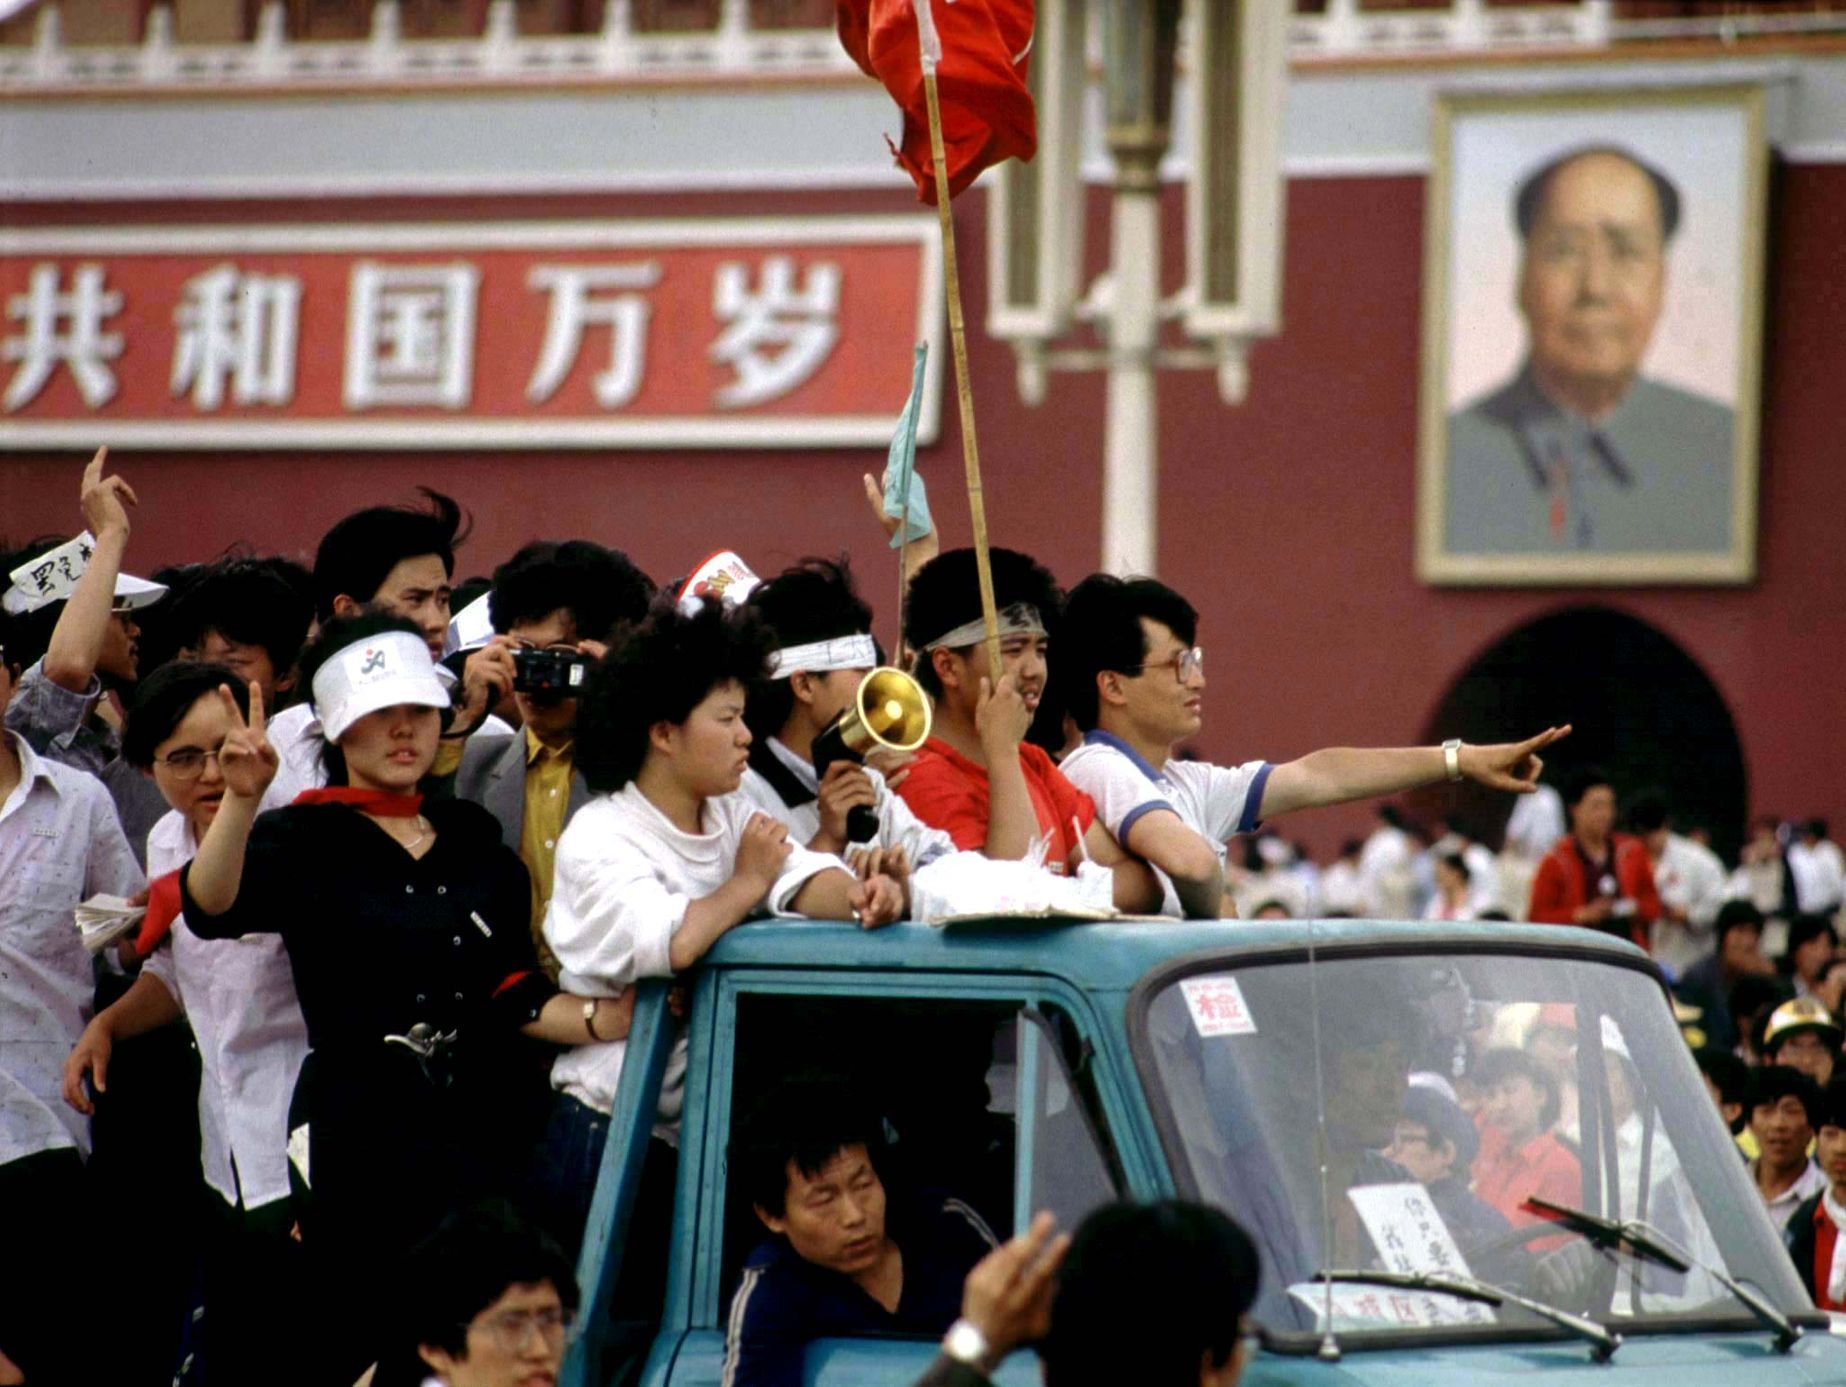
left=397, top=1200, right=580, bottom=1387
left=1057, top=574, right=1568, bottom=918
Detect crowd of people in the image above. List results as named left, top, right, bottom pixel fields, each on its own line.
left=2, top=450, right=1841, bottom=1385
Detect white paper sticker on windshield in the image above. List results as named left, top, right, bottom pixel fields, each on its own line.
left=1346, top=1183, right=1494, bottom=1324
left=1286, top=1282, right=1485, bottom=1329
left=1180, top=975, right=1256, bottom=1037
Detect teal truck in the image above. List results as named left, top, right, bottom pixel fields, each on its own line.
left=561, top=917, right=1846, bottom=1387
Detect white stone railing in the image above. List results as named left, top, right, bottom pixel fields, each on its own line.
left=0, top=0, right=857, bottom=89
left=5, top=0, right=1846, bottom=90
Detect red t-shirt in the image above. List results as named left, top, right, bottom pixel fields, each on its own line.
left=897, top=737, right=1095, bottom=873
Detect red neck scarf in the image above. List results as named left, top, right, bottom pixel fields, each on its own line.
left=293, top=786, right=425, bottom=817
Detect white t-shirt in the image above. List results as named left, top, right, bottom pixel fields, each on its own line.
left=1789, top=839, right=1846, bottom=915
left=736, top=738, right=956, bottom=867
left=1648, top=832, right=1728, bottom=976
left=544, top=784, right=847, bottom=1117
left=141, top=810, right=308, bottom=1210
left=1058, top=731, right=1271, bottom=917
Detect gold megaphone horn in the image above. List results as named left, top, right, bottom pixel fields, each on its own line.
left=811, top=667, right=932, bottom=842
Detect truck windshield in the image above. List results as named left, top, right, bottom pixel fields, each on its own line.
left=1136, top=944, right=1813, bottom=1346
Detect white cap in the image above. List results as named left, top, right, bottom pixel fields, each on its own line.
left=310, top=628, right=451, bottom=743
left=2, top=531, right=167, bottom=616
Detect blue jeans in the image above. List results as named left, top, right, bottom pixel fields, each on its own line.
left=532, top=1089, right=610, bottom=1262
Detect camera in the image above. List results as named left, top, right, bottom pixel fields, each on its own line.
left=512, top=647, right=589, bottom=696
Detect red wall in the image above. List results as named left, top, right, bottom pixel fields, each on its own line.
left=4, top=170, right=1843, bottom=854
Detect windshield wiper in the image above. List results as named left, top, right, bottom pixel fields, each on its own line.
left=1314, top=1268, right=1621, bottom=1362
left=1525, top=1197, right=1799, bottom=1352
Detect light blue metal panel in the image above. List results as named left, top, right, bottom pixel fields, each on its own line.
left=560, top=979, right=675, bottom=1387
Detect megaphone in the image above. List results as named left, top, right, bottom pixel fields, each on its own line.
left=811, top=667, right=932, bottom=845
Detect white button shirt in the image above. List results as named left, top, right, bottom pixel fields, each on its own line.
left=140, top=809, right=309, bottom=1210
left=0, top=731, right=143, bottom=1166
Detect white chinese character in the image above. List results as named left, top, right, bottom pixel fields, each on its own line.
left=170, top=264, right=303, bottom=411
left=709, top=256, right=841, bottom=408
left=526, top=264, right=661, bottom=409
left=3, top=263, right=125, bottom=411
left=343, top=263, right=479, bottom=410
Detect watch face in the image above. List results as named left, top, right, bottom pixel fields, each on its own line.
left=944, top=1321, right=987, bottom=1364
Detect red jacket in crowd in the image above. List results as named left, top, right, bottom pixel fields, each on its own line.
left=1528, top=832, right=1660, bottom=949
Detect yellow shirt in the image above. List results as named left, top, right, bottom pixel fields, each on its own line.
left=521, top=727, right=575, bottom=980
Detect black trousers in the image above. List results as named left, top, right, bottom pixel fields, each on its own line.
left=0, top=1148, right=119, bottom=1386
left=189, top=1190, right=309, bottom=1387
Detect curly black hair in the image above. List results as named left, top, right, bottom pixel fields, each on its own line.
left=575, top=597, right=775, bottom=794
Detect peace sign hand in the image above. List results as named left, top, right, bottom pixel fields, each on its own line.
left=1456, top=724, right=1572, bottom=794
left=217, top=681, right=279, bottom=800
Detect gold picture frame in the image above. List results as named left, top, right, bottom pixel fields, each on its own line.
left=1415, top=85, right=1768, bottom=586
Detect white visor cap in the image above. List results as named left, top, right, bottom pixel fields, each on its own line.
left=311, top=628, right=451, bottom=744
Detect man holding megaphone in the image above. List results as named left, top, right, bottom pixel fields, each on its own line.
left=741, top=558, right=957, bottom=870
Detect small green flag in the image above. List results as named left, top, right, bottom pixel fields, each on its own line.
left=881, top=343, right=932, bottom=548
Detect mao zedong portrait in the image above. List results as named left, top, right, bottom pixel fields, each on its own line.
left=1445, top=146, right=1734, bottom=556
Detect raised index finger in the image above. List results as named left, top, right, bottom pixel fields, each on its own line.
left=246, top=680, right=266, bottom=735
left=82, top=446, right=107, bottom=486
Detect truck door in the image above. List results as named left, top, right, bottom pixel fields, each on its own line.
left=661, top=975, right=1132, bottom=1387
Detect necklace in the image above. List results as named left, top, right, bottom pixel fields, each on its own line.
left=398, top=815, right=432, bottom=852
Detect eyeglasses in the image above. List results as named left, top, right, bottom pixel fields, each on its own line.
left=469, top=1305, right=574, bottom=1354
left=156, top=746, right=224, bottom=780
left=1389, top=1126, right=1432, bottom=1149
left=1129, top=646, right=1204, bottom=682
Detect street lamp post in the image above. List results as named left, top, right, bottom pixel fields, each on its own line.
left=985, top=0, right=1290, bottom=577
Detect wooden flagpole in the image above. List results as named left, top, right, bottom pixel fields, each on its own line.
left=919, top=24, right=1004, bottom=677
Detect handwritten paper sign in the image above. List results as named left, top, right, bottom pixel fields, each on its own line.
left=1180, top=975, right=1257, bottom=1037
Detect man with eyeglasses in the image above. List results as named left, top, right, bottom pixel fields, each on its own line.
left=396, top=1200, right=579, bottom=1387
left=1057, top=575, right=1569, bottom=919
left=455, top=540, right=655, bottom=977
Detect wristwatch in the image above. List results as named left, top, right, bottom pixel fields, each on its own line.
left=941, top=1318, right=990, bottom=1369
left=583, top=999, right=604, bottom=1041
left=1442, top=738, right=1464, bottom=783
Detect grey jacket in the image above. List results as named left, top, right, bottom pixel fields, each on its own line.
left=453, top=730, right=592, bottom=855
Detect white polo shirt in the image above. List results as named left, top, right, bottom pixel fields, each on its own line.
left=1058, top=731, right=1271, bottom=917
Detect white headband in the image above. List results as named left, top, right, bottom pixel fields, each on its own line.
left=310, top=629, right=451, bottom=743
left=920, top=602, right=1046, bottom=653
left=3, top=531, right=168, bottom=616
left=765, top=633, right=878, bottom=680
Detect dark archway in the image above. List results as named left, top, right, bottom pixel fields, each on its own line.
left=1416, top=606, right=1748, bottom=862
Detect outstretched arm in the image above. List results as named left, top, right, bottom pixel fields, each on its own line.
left=1259, top=726, right=1571, bottom=821
left=43, top=448, right=136, bottom=693
left=183, top=684, right=278, bottom=918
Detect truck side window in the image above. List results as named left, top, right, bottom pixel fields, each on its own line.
left=1017, top=1007, right=1119, bottom=1235
left=719, top=992, right=1115, bottom=1312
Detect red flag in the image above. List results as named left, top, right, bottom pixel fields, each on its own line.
left=837, top=0, right=1037, bottom=204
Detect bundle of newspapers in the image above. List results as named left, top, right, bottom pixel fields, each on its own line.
left=74, top=894, right=145, bottom=955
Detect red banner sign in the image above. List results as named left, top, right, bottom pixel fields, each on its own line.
left=0, top=217, right=943, bottom=449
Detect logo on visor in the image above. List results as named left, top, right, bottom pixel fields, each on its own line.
left=345, top=641, right=404, bottom=685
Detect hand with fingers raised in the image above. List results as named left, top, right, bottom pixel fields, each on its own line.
left=217, top=681, right=279, bottom=801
